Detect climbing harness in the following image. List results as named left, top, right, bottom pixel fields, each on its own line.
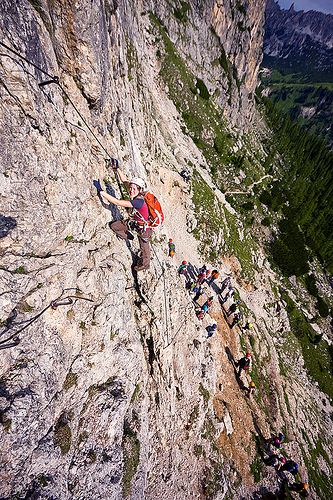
left=0, top=291, right=93, bottom=350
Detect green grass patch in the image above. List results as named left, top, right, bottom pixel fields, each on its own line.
left=250, top=453, right=263, bottom=483
left=63, top=371, right=78, bottom=391
left=173, top=1, right=190, bottom=22
left=130, top=384, right=140, bottom=404
left=122, top=425, right=140, bottom=497
left=54, top=416, right=71, bottom=455
left=14, top=266, right=26, bottom=274
left=199, top=382, right=210, bottom=405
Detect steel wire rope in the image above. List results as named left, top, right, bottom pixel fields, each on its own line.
left=0, top=41, right=121, bottom=188
left=150, top=243, right=170, bottom=344
left=0, top=292, right=93, bottom=349
left=0, top=41, right=173, bottom=343
left=163, top=302, right=196, bottom=349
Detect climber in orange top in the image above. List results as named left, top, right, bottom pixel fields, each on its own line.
left=208, top=269, right=219, bottom=286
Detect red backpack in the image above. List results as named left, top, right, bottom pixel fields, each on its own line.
left=134, top=192, right=164, bottom=228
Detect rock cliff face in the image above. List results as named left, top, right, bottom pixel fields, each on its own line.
left=1, top=1, right=332, bottom=500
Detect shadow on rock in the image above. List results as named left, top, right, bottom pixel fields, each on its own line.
left=0, top=214, right=17, bottom=238
left=185, top=262, right=198, bottom=281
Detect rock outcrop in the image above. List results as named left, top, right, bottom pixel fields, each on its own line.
left=264, top=0, right=333, bottom=71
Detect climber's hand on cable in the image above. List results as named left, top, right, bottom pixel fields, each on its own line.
left=93, top=179, right=102, bottom=194
left=111, top=158, right=119, bottom=171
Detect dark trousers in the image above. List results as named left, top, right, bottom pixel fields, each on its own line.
left=110, top=220, right=152, bottom=266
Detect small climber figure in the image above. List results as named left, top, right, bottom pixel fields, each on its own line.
left=289, top=483, right=309, bottom=497
left=180, top=169, right=191, bottom=183
left=246, top=381, right=255, bottom=397
left=178, top=261, right=187, bottom=275
left=280, top=460, right=298, bottom=475
left=199, top=265, right=207, bottom=274
left=193, top=285, right=205, bottom=302
left=236, top=352, right=250, bottom=377
left=220, top=276, right=231, bottom=292
left=205, top=270, right=211, bottom=282
left=189, top=286, right=198, bottom=299
left=198, top=304, right=208, bottom=320
left=221, top=286, right=234, bottom=304
left=197, top=271, right=206, bottom=285
left=227, top=301, right=241, bottom=317
left=243, top=321, right=253, bottom=331
left=203, top=296, right=214, bottom=309
left=271, top=433, right=284, bottom=450
left=206, top=324, right=217, bottom=338
left=264, top=455, right=285, bottom=471
left=231, top=312, right=241, bottom=328
left=168, top=238, right=175, bottom=258
left=185, top=281, right=193, bottom=290
left=208, top=269, right=220, bottom=286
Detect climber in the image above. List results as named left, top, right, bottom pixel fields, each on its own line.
left=168, top=238, right=175, bottom=258
left=231, top=312, right=241, bottom=328
left=264, top=455, right=285, bottom=471
left=289, top=482, right=308, bottom=497
left=243, top=321, right=253, bottom=331
left=206, top=324, right=217, bottom=337
left=236, top=352, right=250, bottom=377
left=180, top=168, right=191, bottom=183
left=271, top=433, right=284, bottom=450
left=97, top=166, right=151, bottom=271
left=203, top=296, right=214, bottom=309
left=198, top=304, right=208, bottom=320
left=185, top=281, right=196, bottom=295
left=193, top=285, right=205, bottom=302
left=185, top=281, right=193, bottom=290
left=189, top=286, right=198, bottom=299
left=220, top=276, right=231, bottom=292
left=208, top=269, right=219, bottom=286
left=227, top=301, right=241, bottom=317
left=246, top=381, right=255, bottom=397
left=280, top=460, right=298, bottom=475
left=178, top=261, right=187, bottom=275
left=197, top=271, right=206, bottom=285
left=221, top=286, right=234, bottom=304
left=199, top=265, right=207, bottom=274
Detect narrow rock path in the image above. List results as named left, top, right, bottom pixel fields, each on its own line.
left=207, top=298, right=275, bottom=491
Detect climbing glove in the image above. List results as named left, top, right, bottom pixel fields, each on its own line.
left=111, top=158, right=119, bottom=171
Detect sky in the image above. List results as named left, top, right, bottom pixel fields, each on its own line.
left=278, top=0, right=333, bottom=14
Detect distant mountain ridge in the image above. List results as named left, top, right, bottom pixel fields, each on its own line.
left=264, top=0, right=333, bottom=76
left=261, top=0, right=333, bottom=150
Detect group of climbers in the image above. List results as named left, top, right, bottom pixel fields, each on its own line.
left=173, top=256, right=309, bottom=495
left=263, top=433, right=308, bottom=497
left=97, top=159, right=309, bottom=497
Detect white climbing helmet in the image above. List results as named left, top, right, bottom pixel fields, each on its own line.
left=130, top=177, right=145, bottom=190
